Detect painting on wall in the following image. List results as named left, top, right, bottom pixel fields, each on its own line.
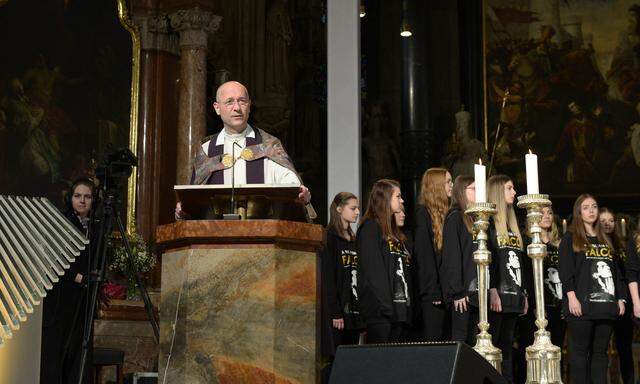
left=484, top=0, right=640, bottom=199
left=0, top=0, right=134, bottom=207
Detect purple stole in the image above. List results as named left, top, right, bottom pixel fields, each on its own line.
left=206, top=130, right=266, bottom=184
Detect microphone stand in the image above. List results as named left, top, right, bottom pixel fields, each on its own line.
left=223, top=141, right=242, bottom=220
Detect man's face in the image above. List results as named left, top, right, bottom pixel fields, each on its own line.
left=213, top=82, right=251, bottom=132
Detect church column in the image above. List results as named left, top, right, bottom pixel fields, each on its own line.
left=327, top=0, right=361, bottom=210
left=133, top=12, right=180, bottom=242
left=400, top=0, right=430, bottom=221
left=169, top=8, right=221, bottom=184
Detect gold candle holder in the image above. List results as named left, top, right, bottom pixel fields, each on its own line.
left=517, top=194, right=563, bottom=384
left=465, top=202, right=502, bottom=372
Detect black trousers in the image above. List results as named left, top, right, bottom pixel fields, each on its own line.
left=451, top=305, right=479, bottom=346
left=331, top=327, right=360, bottom=348
left=489, top=311, right=519, bottom=383
left=421, top=301, right=449, bottom=341
left=366, top=322, right=406, bottom=344
left=614, top=304, right=635, bottom=384
left=547, top=306, right=567, bottom=350
left=567, top=319, right=614, bottom=384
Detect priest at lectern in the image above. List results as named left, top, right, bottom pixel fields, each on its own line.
left=175, top=81, right=313, bottom=220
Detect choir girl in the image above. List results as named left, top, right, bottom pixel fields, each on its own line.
left=486, top=174, right=528, bottom=383
left=414, top=168, right=453, bottom=341
left=559, top=194, right=625, bottom=384
left=357, top=179, right=413, bottom=343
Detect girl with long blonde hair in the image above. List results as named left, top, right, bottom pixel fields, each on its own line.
left=414, top=168, right=452, bottom=341
left=486, top=175, right=527, bottom=382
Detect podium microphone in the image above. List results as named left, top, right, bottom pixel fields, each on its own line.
left=223, top=141, right=242, bottom=220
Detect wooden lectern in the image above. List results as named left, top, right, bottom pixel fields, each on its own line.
left=156, top=185, right=323, bottom=383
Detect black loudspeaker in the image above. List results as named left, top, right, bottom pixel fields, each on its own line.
left=329, top=342, right=507, bottom=384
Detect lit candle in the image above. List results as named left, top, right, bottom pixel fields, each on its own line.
left=621, top=218, right=627, bottom=238
left=474, top=159, right=486, bottom=203
left=525, top=149, right=539, bottom=195
left=562, top=219, right=567, bottom=234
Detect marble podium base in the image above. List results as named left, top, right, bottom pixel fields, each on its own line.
left=156, top=220, right=323, bottom=384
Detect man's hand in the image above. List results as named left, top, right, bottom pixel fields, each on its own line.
left=175, top=201, right=188, bottom=220
left=332, top=318, right=344, bottom=330
left=298, top=185, right=311, bottom=204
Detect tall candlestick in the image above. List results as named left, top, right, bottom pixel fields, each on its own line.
left=475, top=160, right=487, bottom=203
left=621, top=218, right=627, bottom=239
left=525, top=150, right=539, bottom=195
left=465, top=203, right=501, bottom=372
left=518, top=194, right=563, bottom=384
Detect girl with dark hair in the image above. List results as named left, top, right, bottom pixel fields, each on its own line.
left=486, top=174, right=528, bottom=383
left=322, top=192, right=362, bottom=356
left=441, top=175, right=478, bottom=345
left=414, top=168, right=452, bottom=341
left=357, top=179, right=412, bottom=343
left=559, top=194, right=625, bottom=384
left=41, top=177, right=95, bottom=384
left=599, top=207, right=634, bottom=384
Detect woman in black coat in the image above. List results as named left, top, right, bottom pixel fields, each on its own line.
left=41, top=177, right=95, bottom=384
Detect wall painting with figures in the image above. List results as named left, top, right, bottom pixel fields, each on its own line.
left=0, top=0, right=133, bottom=207
left=484, top=0, right=640, bottom=206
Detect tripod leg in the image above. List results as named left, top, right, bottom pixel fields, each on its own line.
left=113, top=210, right=160, bottom=343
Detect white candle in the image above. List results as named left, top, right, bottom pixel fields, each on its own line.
left=562, top=219, right=567, bottom=234
left=525, top=150, right=539, bottom=194
left=474, top=160, right=486, bottom=203
left=621, top=218, right=627, bottom=238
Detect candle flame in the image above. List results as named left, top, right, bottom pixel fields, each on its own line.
left=528, top=149, right=533, bottom=154
left=478, top=158, right=483, bottom=165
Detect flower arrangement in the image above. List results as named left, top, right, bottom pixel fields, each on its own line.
left=108, top=232, right=156, bottom=298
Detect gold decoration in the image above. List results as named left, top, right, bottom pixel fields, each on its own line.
left=465, top=202, right=503, bottom=372
left=222, top=154, right=234, bottom=168
left=117, top=0, right=141, bottom=234
left=240, top=148, right=254, bottom=161
left=517, top=194, right=563, bottom=384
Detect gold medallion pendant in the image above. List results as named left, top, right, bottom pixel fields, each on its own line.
left=240, top=148, right=254, bottom=161
left=222, top=154, right=234, bottom=168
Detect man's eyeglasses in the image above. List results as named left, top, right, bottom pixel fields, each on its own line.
left=221, top=98, right=250, bottom=108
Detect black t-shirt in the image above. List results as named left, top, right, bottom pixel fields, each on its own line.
left=559, top=233, right=624, bottom=320
left=322, top=229, right=363, bottom=330
left=543, top=242, right=562, bottom=308
left=489, top=226, right=527, bottom=313
left=389, top=239, right=412, bottom=323
left=441, top=208, right=480, bottom=305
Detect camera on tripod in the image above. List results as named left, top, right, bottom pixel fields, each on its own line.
left=94, top=147, right=138, bottom=190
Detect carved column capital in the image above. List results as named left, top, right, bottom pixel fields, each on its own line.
left=169, top=7, right=222, bottom=49
left=133, top=14, right=180, bottom=55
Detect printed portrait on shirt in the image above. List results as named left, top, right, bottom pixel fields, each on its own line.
left=589, top=260, right=616, bottom=302
left=545, top=267, right=563, bottom=300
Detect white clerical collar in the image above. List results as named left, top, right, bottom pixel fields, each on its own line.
left=215, top=125, right=255, bottom=145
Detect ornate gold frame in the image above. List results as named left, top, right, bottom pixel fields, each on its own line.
left=116, top=0, right=140, bottom=233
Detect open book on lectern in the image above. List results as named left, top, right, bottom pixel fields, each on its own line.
left=174, top=184, right=308, bottom=221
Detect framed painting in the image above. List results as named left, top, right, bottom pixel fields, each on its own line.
left=0, top=0, right=140, bottom=228
left=483, top=0, right=640, bottom=212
